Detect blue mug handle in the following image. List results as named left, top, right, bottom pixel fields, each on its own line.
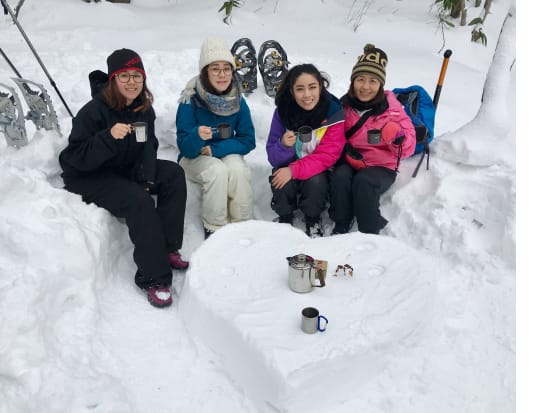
left=317, top=315, right=328, bottom=332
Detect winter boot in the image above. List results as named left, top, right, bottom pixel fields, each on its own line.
left=278, top=213, right=294, bottom=225
left=168, top=251, right=189, bottom=270
left=147, top=286, right=173, bottom=308
left=204, top=227, right=214, bottom=240
left=332, top=221, right=351, bottom=235
left=305, top=216, right=324, bottom=238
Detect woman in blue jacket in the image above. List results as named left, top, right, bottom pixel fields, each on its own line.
left=176, top=37, right=256, bottom=238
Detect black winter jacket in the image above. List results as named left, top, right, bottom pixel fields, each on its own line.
left=59, top=71, right=158, bottom=184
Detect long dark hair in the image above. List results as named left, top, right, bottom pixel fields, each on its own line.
left=275, top=64, right=331, bottom=131
left=275, top=64, right=329, bottom=107
left=102, top=79, right=154, bottom=112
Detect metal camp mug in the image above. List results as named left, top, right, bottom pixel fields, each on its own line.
left=212, top=123, right=231, bottom=139
left=296, top=126, right=313, bottom=143
left=367, top=129, right=381, bottom=144
left=301, top=307, right=328, bottom=334
left=132, top=122, right=148, bottom=143
left=286, top=254, right=325, bottom=293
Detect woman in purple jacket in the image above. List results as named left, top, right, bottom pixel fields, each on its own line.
left=266, top=64, right=345, bottom=237
left=329, top=44, right=416, bottom=235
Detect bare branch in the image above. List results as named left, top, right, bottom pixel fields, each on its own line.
left=14, top=0, right=26, bottom=18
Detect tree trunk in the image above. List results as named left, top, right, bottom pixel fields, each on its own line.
left=460, top=8, right=467, bottom=26
left=450, top=0, right=464, bottom=19
left=483, top=0, right=492, bottom=22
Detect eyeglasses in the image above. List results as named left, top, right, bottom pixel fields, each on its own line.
left=208, top=67, right=233, bottom=76
left=116, top=72, right=144, bottom=83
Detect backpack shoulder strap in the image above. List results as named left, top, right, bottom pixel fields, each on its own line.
left=345, top=110, right=371, bottom=139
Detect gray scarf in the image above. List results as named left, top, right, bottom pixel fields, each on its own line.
left=179, top=75, right=241, bottom=116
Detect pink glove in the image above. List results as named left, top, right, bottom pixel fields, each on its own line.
left=381, top=121, right=403, bottom=144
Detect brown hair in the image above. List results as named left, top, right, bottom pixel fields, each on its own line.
left=199, top=65, right=234, bottom=95
left=199, top=67, right=216, bottom=95
left=102, top=79, right=154, bottom=112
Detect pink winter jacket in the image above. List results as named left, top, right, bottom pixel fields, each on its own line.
left=345, top=91, right=416, bottom=170
left=266, top=94, right=345, bottom=181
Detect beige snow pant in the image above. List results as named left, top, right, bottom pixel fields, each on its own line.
left=179, top=154, right=253, bottom=232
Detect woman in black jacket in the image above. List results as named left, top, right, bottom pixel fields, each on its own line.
left=59, top=48, right=188, bottom=308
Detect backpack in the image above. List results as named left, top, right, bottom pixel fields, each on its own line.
left=392, top=85, right=435, bottom=155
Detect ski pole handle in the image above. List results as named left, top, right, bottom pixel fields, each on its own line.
left=433, top=49, right=452, bottom=110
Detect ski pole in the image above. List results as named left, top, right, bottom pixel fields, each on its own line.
left=1, top=47, right=36, bottom=96
left=432, top=49, right=452, bottom=110
left=412, top=49, right=453, bottom=178
left=0, top=47, right=23, bottom=78
left=1, top=0, right=74, bottom=117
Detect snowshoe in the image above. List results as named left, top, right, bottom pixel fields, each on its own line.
left=0, top=81, right=28, bottom=148
left=11, top=77, right=61, bottom=136
left=258, top=40, right=289, bottom=98
left=231, top=38, right=258, bottom=95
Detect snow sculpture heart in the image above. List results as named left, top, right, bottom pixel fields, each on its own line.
left=178, top=221, right=440, bottom=412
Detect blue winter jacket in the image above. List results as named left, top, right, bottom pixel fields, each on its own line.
left=176, top=95, right=256, bottom=161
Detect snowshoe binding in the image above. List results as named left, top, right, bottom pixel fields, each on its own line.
left=0, top=81, right=28, bottom=148
left=231, top=38, right=258, bottom=95
left=12, top=77, right=61, bottom=136
left=258, top=40, right=289, bottom=98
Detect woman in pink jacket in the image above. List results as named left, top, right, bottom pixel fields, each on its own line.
left=266, top=64, right=345, bottom=237
left=329, top=44, right=416, bottom=234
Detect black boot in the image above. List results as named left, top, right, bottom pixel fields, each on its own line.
left=204, top=227, right=214, bottom=240
left=332, top=221, right=351, bottom=235
left=305, top=216, right=323, bottom=238
left=278, top=213, right=293, bottom=224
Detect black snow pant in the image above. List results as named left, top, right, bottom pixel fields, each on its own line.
left=63, top=159, right=187, bottom=289
left=329, top=163, right=396, bottom=234
left=270, top=171, right=329, bottom=220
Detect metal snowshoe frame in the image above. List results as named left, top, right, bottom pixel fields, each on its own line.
left=258, top=40, right=289, bottom=98
left=12, top=77, right=61, bottom=136
left=0, top=81, right=28, bottom=147
left=231, top=38, right=258, bottom=95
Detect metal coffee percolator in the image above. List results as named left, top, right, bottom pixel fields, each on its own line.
left=286, top=254, right=325, bottom=293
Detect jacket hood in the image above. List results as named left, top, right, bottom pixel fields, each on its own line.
left=88, top=70, right=109, bottom=98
